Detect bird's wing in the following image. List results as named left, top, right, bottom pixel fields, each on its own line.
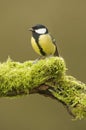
left=50, top=34, right=59, bottom=56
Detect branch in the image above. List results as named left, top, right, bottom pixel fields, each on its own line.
left=0, top=57, right=86, bottom=119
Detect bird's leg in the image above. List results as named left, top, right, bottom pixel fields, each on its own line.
left=45, top=55, right=54, bottom=59
left=33, top=56, right=42, bottom=64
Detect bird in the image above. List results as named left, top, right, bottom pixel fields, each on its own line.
left=29, top=24, right=59, bottom=57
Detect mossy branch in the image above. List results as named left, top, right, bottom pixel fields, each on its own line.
left=0, top=57, right=86, bottom=119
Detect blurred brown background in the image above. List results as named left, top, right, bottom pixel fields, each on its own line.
left=0, top=0, right=86, bottom=130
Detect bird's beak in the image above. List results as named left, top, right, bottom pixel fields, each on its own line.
left=29, top=28, right=33, bottom=31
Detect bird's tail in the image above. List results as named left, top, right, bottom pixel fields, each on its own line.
left=54, top=46, right=59, bottom=56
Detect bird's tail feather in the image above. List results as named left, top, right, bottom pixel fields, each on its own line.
left=54, top=46, right=59, bottom=56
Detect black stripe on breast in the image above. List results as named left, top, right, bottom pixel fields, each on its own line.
left=32, top=32, right=46, bottom=56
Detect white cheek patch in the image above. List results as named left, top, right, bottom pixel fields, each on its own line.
left=35, top=28, right=46, bottom=34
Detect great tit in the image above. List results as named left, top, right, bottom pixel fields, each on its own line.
left=29, top=24, right=59, bottom=56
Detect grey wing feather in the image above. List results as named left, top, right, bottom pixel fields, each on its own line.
left=51, top=35, right=59, bottom=56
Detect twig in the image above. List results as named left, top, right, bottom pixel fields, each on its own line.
left=0, top=57, right=86, bottom=119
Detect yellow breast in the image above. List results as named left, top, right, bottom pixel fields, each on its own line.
left=31, top=34, right=56, bottom=56
left=39, top=34, right=56, bottom=55
left=31, top=37, right=41, bottom=55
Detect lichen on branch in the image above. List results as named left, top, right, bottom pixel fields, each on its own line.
left=0, top=57, right=86, bottom=119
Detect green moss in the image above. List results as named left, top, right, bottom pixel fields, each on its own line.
left=0, top=57, right=65, bottom=96
left=0, top=57, right=86, bottom=119
left=28, top=57, right=66, bottom=87
left=49, top=76, right=86, bottom=119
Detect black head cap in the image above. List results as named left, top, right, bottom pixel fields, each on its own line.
left=30, top=24, right=48, bottom=34
left=32, top=24, right=47, bottom=29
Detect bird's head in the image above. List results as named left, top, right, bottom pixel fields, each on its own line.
left=29, top=24, right=48, bottom=35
